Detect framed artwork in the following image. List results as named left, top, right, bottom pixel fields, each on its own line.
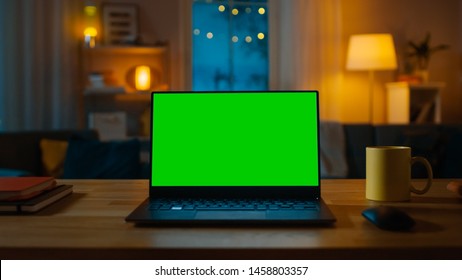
left=102, top=3, right=139, bottom=45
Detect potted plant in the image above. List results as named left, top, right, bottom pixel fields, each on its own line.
left=407, top=32, right=449, bottom=82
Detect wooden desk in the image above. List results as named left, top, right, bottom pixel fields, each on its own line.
left=1, top=179, right=461, bottom=259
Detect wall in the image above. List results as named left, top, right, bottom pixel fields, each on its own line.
left=81, top=0, right=462, bottom=125
left=341, top=0, right=462, bottom=123
left=91, top=0, right=462, bottom=124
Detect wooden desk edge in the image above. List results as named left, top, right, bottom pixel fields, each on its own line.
left=2, top=247, right=462, bottom=260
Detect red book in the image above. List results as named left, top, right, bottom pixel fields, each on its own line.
left=0, top=185, right=73, bottom=213
left=0, top=177, right=57, bottom=201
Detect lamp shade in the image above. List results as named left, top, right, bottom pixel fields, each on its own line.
left=346, top=33, right=397, bottom=70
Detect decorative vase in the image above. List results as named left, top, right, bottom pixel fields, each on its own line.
left=414, top=69, right=429, bottom=83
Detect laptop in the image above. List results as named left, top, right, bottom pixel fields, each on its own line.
left=126, top=91, right=336, bottom=225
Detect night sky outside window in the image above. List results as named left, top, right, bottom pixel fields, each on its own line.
left=192, top=0, right=269, bottom=91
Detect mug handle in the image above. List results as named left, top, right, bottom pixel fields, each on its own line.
left=410, top=156, right=433, bottom=195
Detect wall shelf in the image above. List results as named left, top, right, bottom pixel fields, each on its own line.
left=80, top=45, right=168, bottom=137
left=82, top=45, right=167, bottom=55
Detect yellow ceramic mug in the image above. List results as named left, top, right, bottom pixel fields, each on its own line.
left=366, top=146, right=433, bottom=201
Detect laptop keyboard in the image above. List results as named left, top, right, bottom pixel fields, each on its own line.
left=148, top=198, right=318, bottom=211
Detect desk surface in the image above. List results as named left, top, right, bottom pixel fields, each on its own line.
left=1, top=179, right=461, bottom=259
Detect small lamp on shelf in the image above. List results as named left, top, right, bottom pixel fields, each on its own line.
left=83, top=2, right=98, bottom=48
left=135, top=65, right=151, bottom=91
left=346, top=33, right=397, bottom=123
left=83, top=27, right=97, bottom=48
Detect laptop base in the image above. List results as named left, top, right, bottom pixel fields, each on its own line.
left=125, top=198, right=336, bottom=226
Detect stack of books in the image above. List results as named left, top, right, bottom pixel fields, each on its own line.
left=0, top=177, right=72, bottom=213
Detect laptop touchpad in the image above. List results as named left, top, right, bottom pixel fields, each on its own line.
left=195, top=211, right=265, bottom=220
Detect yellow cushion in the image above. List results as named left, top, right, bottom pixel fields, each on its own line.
left=39, top=139, right=69, bottom=178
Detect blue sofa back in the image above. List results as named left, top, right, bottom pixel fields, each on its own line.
left=0, top=130, right=98, bottom=176
left=343, top=124, right=462, bottom=178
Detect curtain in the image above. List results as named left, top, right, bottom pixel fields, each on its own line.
left=0, top=0, right=81, bottom=131
left=270, top=0, right=343, bottom=120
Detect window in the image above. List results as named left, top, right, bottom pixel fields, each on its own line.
left=192, top=0, right=269, bottom=91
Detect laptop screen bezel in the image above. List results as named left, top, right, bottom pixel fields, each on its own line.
left=148, top=91, right=321, bottom=200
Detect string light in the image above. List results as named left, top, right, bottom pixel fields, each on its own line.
left=232, top=8, right=239, bottom=15
left=258, top=7, right=266, bottom=15
left=232, top=36, right=239, bottom=43
left=207, top=32, right=214, bottom=39
left=257, top=33, right=265, bottom=40
left=218, top=5, right=225, bottom=12
left=245, top=36, right=252, bottom=43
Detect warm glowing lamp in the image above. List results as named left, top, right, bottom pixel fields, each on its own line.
left=83, top=3, right=98, bottom=48
left=135, top=66, right=151, bottom=91
left=84, top=27, right=97, bottom=48
left=346, top=33, right=397, bottom=123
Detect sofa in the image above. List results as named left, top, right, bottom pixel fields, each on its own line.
left=340, top=124, right=462, bottom=178
left=1, top=124, right=461, bottom=180
left=0, top=130, right=149, bottom=179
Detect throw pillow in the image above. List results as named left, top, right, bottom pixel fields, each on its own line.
left=62, top=138, right=141, bottom=179
left=39, top=138, right=69, bottom=178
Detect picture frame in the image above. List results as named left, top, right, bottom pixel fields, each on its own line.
left=102, top=3, right=139, bottom=45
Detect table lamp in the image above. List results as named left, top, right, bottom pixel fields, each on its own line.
left=346, top=33, right=397, bottom=123
left=84, top=27, right=97, bottom=48
left=83, top=2, right=98, bottom=48
left=135, top=65, right=151, bottom=91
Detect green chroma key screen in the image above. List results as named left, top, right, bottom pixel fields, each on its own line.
left=151, top=91, right=319, bottom=187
